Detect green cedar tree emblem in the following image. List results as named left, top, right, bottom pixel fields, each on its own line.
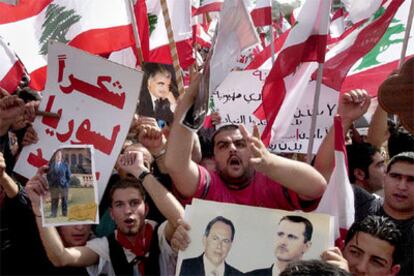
left=148, top=13, right=158, bottom=35
left=354, top=7, right=405, bottom=71
left=39, top=4, right=81, bottom=55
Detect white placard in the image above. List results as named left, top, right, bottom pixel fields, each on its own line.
left=14, top=41, right=143, bottom=200
left=212, top=70, right=339, bottom=154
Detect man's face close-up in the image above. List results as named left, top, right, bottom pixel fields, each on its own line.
left=275, top=220, right=310, bottom=263
left=147, top=71, right=172, bottom=99
left=213, top=129, right=253, bottom=183
left=203, top=221, right=233, bottom=267
left=59, top=224, right=91, bottom=247
left=110, top=187, right=147, bottom=236
left=343, top=232, right=400, bottom=276
left=383, top=162, right=414, bottom=217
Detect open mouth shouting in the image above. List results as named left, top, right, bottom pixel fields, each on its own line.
left=228, top=155, right=242, bottom=169
left=124, top=217, right=136, bottom=228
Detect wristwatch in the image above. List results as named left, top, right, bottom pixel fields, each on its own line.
left=138, top=170, right=151, bottom=183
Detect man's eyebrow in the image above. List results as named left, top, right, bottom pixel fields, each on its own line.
left=372, top=255, right=389, bottom=265
left=349, top=245, right=363, bottom=252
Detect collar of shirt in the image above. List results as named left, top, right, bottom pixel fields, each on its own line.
left=203, top=254, right=225, bottom=276
left=272, top=263, right=280, bottom=276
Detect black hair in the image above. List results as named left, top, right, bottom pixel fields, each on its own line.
left=346, top=143, right=380, bottom=183
left=388, top=127, right=414, bottom=158
left=345, top=216, right=402, bottom=265
left=204, top=216, right=235, bottom=241
left=279, top=215, right=313, bottom=243
left=386, top=151, right=414, bottom=173
left=211, top=125, right=239, bottom=153
left=279, top=260, right=351, bottom=276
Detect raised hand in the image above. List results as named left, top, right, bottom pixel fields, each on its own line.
left=25, top=166, right=49, bottom=216
left=338, top=89, right=371, bottom=126
left=239, top=124, right=270, bottom=172
left=117, top=151, right=147, bottom=179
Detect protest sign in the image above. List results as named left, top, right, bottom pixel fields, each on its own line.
left=176, top=199, right=334, bottom=275
left=41, top=145, right=99, bottom=227
left=14, top=41, right=143, bottom=200
left=212, top=70, right=339, bottom=153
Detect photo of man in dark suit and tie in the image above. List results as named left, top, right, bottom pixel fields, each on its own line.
left=47, top=149, right=71, bottom=217
left=179, top=216, right=243, bottom=276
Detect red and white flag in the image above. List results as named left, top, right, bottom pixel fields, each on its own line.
left=250, top=0, right=272, bottom=27
left=194, top=0, right=223, bottom=15
left=0, top=36, right=24, bottom=93
left=209, top=0, right=259, bottom=93
left=341, top=0, right=413, bottom=96
left=257, top=0, right=330, bottom=146
left=316, top=115, right=354, bottom=247
left=320, top=0, right=404, bottom=93
left=0, top=0, right=135, bottom=91
left=145, top=0, right=194, bottom=69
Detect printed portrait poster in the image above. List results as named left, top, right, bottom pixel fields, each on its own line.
left=137, top=62, right=179, bottom=127
left=41, top=145, right=99, bottom=227
left=14, top=41, right=143, bottom=201
left=212, top=70, right=339, bottom=154
left=176, top=199, right=334, bottom=276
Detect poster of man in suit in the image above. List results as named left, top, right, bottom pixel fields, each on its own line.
left=137, top=62, right=179, bottom=127
left=176, top=199, right=333, bottom=276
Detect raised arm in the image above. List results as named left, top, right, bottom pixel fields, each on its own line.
left=314, top=90, right=371, bottom=181
left=164, top=75, right=202, bottom=198
left=25, top=168, right=99, bottom=267
left=366, top=104, right=388, bottom=148
left=118, top=151, right=184, bottom=241
left=240, top=125, right=326, bottom=200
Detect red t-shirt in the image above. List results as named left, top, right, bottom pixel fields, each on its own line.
left=181, top=165, right=317, bottom=211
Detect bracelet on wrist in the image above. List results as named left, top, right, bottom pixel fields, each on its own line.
left=138, top=170, right=151, bottom=183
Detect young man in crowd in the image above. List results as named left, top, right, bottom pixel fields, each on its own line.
left=322, top=215, right=402, bottom=276
left=165, top=75, right=327, bottom=211
left=26, top=146, right=184, bottom=275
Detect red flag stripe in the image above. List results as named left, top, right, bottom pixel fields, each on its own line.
left=194, top=3, right=222, bottom=15
left=0, top=0, right=51, bottom=24
left=341, top=54, right=414, bottom=96
left=148, top=39, right=194, bottom=69
left=28, top=66, right=47, bottom=91
left=0, top=61, right=23, bottom=93
left=251, top=7, right=272, bottom=27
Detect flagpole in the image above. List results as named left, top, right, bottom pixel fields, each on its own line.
left=307, top=63, right=324, bottom=163
left=398, top=0, right=414, bottom=69
left=269, top=2, right=275, bottom=64
left=160, top=0, right=185, bottom=95
left=127, top=0, right=144, bottom=66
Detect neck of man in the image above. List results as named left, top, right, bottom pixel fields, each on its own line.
left=383, top=202, right=414, bottom=221
left=276, top=260, right=288, bottom=273
left=219, top=171, right=253, bottom=190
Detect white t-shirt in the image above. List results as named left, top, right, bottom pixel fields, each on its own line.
left=85, top=220, right=177, bottom=276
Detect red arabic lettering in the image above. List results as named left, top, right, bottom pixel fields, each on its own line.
left=27, top=148, right=48, bottom=168
left=56, top=119, right=74, bottom=143
left=59, top=74, right=125, bottom=109
left=41, top=95, right=62, bottom=129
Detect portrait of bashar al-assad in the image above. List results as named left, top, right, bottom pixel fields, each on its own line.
left=179, top=216, right=243, bottom=276
left=248, top=215, right=313, bottom=275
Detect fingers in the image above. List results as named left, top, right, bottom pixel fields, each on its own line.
left=22, top=126, right=39, bottom=146
left=252, top=125, right=260, bottom=140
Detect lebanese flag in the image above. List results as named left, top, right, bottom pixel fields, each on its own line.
left=250, top=0, right=272, bottom=27
left=194, top=0, right=223, bottom=15
left=316, top=115, right=354, bottom=247
left=257, top=0, right=330, bottom=146
left=319, top=0, right=404, bottom=92
left=0, top=0, right=135, bottom=91
left=145, top=0, right=194, bottom=69
left=0, top=36, right=24, bottom=93
left=341, top=0, right=413, bottom=96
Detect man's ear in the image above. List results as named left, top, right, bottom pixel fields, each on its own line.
left=303, top=241, right=312, bottom=254
left=390, top=264, right=400, bottom=276
left=354, top=168, right=366, bottom=181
